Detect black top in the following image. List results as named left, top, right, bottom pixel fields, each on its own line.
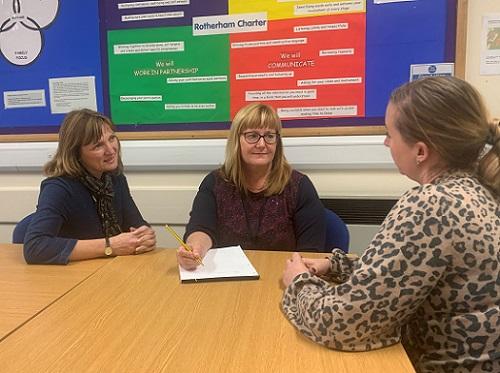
left=185, top=170, right=326, bottom=252
left=24, top=174, right=148, bottom=264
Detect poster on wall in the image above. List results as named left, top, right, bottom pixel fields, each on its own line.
left=0, top=0, right=103, bottom=133
left=101, top=0, right=366, bottom=129
left=409, top=63, right=454, bottom=81
left=0, top=0, right=457, bottom=135
left=480, top=14, right=500, bottom=75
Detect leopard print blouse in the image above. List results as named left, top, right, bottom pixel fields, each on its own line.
left=282, top=172, right=499, bottom=373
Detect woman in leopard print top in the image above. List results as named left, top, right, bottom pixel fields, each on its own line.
left=281, top=77, right=499, bottom=373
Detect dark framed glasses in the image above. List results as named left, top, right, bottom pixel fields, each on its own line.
left=241, top=131, right=279, bottom=144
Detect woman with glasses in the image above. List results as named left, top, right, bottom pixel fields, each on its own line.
left=177, top=103, right=326, bottom=270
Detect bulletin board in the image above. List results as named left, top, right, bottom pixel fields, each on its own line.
left=0, top=0, right=467, bottom=141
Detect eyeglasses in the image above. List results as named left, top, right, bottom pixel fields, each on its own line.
left=241, top=131, right=279, bottom=144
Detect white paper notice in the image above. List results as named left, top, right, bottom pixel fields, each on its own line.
left=480, top=14, right=500, bottom=75
left=410, top=63, right=454, bottom=81
left=49, top=76, right=98, bottom=114
left=3, top=89, right=46, bottom=109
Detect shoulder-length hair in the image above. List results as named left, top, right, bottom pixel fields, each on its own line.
left=220, top=103, right=292, bottom=196
left=390, top=76, right=499, bottom=195
left=44, top=109, right=123, bottom=177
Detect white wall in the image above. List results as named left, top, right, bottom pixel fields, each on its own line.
left=1, top=0, right=498, bottom=254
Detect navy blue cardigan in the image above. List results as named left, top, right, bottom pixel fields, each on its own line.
left=24, top=174, right=148, bottom=264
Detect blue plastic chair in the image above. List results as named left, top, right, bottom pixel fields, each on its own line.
left=12, top=213, right=34, bottom=244
left=324, top=208, right=349, bottom=253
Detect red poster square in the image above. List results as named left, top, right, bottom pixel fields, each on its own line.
left=230, top=13, right=366, bottom=120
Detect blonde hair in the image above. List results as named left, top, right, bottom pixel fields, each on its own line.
left=44, top=109, right=123, bottom=177
left=390, top=76, right=499, bottom=195
left=220, top=103, right=292, bottom=196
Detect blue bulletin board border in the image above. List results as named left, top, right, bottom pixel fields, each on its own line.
left=0, top=0, right=103, bottom=135
left=0, top=0, right=463, bottom=138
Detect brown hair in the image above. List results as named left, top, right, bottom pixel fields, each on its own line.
left=390, top=76, right=499, bottom=195
left=44, top=109, right=123, bottom=177
left=220, top=103, right=292, bottom=196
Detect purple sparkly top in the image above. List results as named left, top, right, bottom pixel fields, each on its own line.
left=185, top=170, right=326, bottom=251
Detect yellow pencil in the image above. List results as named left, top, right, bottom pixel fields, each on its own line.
left=164, top=224, right=204, bottom=266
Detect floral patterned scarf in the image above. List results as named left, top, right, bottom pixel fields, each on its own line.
left=79, top=172, right=121, bottom=238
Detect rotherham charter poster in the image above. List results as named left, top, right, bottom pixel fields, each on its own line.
left=0, top=0, right=456, bottom=134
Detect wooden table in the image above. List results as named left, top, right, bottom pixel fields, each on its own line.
left=0, top=244, right=109, bottom=341
left=0, top=247, right=415, bottom=372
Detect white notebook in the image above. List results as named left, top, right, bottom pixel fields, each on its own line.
left=178, top=245, right=260, bottom=283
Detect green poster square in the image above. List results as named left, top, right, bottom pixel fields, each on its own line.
left=108, top=26, right=230, bottom=125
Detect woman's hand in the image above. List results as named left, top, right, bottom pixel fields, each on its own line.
left=282, top=252, right=309, bottom=287
left=130, top=226, right=156, bottom=254
left=176, top=231, right=212, bottom=270
left=176, top=242, right=204, bottom=270
left=109, top=225, right=156, bottom=256
left=302, top=257, right=331, bottom=276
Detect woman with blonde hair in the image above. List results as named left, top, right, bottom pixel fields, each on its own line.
left=178, top=103, right=326, bottom=270
left=24, top=109, right=156, bottom=264
left=282, top=76, right=499, bottom=372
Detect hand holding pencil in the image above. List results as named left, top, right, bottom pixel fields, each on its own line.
left=165, top=224, right=204, bottom=269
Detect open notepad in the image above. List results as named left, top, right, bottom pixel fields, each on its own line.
left=178, top=245, right=260, bottom=283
